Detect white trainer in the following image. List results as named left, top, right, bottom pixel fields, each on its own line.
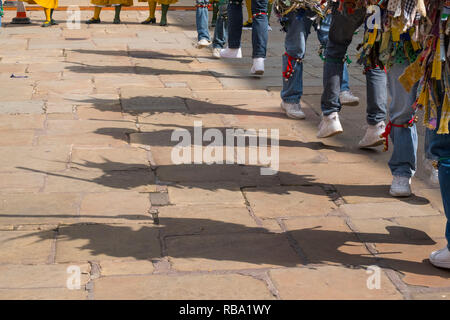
left=281, top=101, right=305, bottom=119
left=389, top=176, right=412, bottom=197
left=220, top=47, right=242, bottom=58
left=317, top=112, right=343, bottom=138
left=212, top=47, right=221, bottom=59
left=197, top=38, right=211, bottom=48
left=250, top=57, right=264, bottom=76
left=339, top=90, right=360, bottom=106
left=430, top=247, right=450, bottom=269
left=359, top=121, right=386, bottom=148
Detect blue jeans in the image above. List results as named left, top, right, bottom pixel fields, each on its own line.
left=196, top=0, right=211, bottom=41
left=212, top=1, right=228, bottom=49
left=386, top=63, right=418, bottom=178
left=317, top=14, right=349, bottom=92
left=427, top=87, right=450, bottom=248
left=227, top=0, right=268, bottom=58
left=281, top=11, right=354, bottom=104
left=321, top=6, right=386, bottom=125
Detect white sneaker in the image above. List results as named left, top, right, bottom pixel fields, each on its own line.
left=267, top=25, right=272, bottom=31
left=359, top=121, right=386, bottom=148
left=430, top=247, right=450, bottom=269
left=281, top=101, right=305, bottom=119
left=220, top=47, right=242, bottom=59
left=212, top=47, right=221, bottom=59
left=339, top=90, right=360, bottom=106
left=317, top=112, right=343, bottom=138
left=250, top=57, right=264, bottom=76
left=197, top=38, right=211, bottom=48
left=389, top=176, right=412, bottom=197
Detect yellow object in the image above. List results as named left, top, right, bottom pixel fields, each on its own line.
left=93, top=6, right=101, bottom=18
left=380, top=31, right=390, bottom=52
left=437, top=93, right=450, bottom=134
left=91, top=0, right=133, bottom=6
left=367, top=29, right=377, bottom=46
left=431, top=38, right=442, bottom=80
left=246, top=0, right=252, bottom=23
left=21, top=0, right=58, bottom=9
left=44, top=7, right=51, bottom=21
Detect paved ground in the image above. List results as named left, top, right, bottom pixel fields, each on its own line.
left=0, top=8, right=449, bottom=300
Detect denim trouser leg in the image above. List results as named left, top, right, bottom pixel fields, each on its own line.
left=386, top=63, right=418, bottom=178
left=440, top=159, right=450, bottom=248
left=320, top=8, right=365, bottom=115
left=212, top=2, right=228, bottom=48
left=366, top=67, right=387, bottom=125
left=280, top=12, right=313, bottom=104
left=317, top=14, right=350, bottom=93
left=227, top=0, right=243, bottom=48
left=251, top=0, right=268, bottom=58
left=196, top=0, right=211, bottom=41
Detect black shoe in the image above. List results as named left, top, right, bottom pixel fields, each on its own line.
left=86, top=18, right=101, bottom=24
left=51, top=19, right=58, bottom=25
left=113, top=18, right=121, bottom=24
left=141, top=17, right=156, bottom=24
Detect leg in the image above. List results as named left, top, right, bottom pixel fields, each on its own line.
left=365, top=67, right=387, bottom=125
left=142, top=0, right=157, bottom=24
left=358, top=67, right=388, bottom=148
left=320, top=6, right=365, bottom=116
left=244, top=0, right=252, bottom=26
left=251, top=0, right=268, bottom=58
left=42, top=7, right=51, bottom=27
left=50, top=8, right=58, bottom=25
left=428, top=112, right=450, bottom=267
left=212, top=0, right=228, bottom=49
left=113, top=4, right=122, bottom=24
left=196, top=0, right=211, bottom=41
left=281, top=11, right=311, bottom=105
left=280, top=11, right=312, bottom=119
left=386, top=63, right=418, bottom=179
left=160, top=4, right=170, bottom=26
left=227, top=0, right=243, bottom=48
left=86, top=6, right=102, bottom=23
left=211, top=0, right=219, bottom=27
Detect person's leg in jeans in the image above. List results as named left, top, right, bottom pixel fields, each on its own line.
left=358, top=67, right=388, bottom=148
left=220, top=0, right=243, bottom=57
left=316, top=13, right=358, bottom=104
left=280, top=10, right=312, bottom=119
left=249, top=0, right=268, bottom=74
left=317, top=6, right=365, bottom=138
left=212, top=0, right=228, bottom=56
left=196, top=0, right=211, bottom=44
left=386, top=62, right=419, bottom=197
left=428, top=105, right=450, bottom=268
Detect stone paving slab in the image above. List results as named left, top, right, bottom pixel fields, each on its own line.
left=0, top=10, right=449, bottom=300
left=93, top=273, right=275, bottom=300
